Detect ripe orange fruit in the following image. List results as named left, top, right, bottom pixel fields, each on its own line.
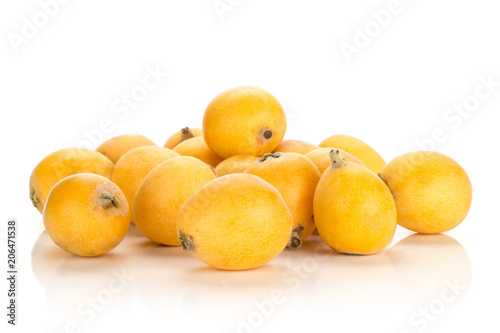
left=43, top=173, right=130, bottom=256
left=30, top=148, right=114, bottom=214
left=134, top=157, right=216, bottom=246
left=177, top=173, right=293, bottom=270
left=379, top=151, right=472, bottom=233
left=163, top=127, right=203, bottom=149
left=203, top=86, right=287, bottom=159
left=319, top=134, right=385, bottom=173
left=173, top=136, right=223, bottom=168
left=111, top=146, right=179, bottom=218
left=244, top=152, right=320, bottom=248
left=305, top=147, right=365, bottom=174
left=272, top=139, right=319, bottom=155
left=314, top=149, right=397, bottom=255
left=96, top=134, right=156, bottom=163
left=214, top=155, right=259, bottom=176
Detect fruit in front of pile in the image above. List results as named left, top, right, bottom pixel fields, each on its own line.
left=314, top=149, right=397, bottom=255
left=203, top=86, right=287, bottom=159
left=177, top=173, right=293, bottom=270
left=43, top=173, right=130, bottom=256
left=319, top=134, right=385, bottom=173
left=30, top=148, right=114, bottom=214
left=134, top=156, right=216, bottom=246
left=379, top=151, right=472, bottom=234
left=244, top=152, right=320, bottom=249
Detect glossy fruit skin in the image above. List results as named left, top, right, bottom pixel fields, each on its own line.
left=314, top=157, right=397, bottom=255
left=111, top=146, right=180, bottom=219
left=177, top=173, right=293, bottom=270
left=203, top=86, right=287, bottom=159
left=244, top=153, right=320, bottom=248
left=214, top=155, right=259, bottom=176
left=173, top=136, right=223, bottom=168
left=134, top=157, right=216, bottom=246
left=272, top=139, right=319, bottom=155
left=163, top=127, right=203, bottom=149
left=43, top=173, right=130, bottom=257
left=306, top=148, right=365, bottom=174
left=379, top=151, right=472, bottom=234
left=319, top=134, right=385, bottom=173
left=30, top=148, right=114, bottom=214
left=96, top=134, right=156, bottom=163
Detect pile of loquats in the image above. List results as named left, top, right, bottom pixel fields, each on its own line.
left=30, top=86, right=472, bottom=271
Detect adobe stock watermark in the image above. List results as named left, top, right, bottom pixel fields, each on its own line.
left=56, top=268, right=134, bottom=333
left=399, top=278, right=467, bottom=333
left=339, top=0, right=417, bottom=64
left=235, top=242, right=331, bottom=333
left=212, top=0, right=245, bottom=21
left=415, top=74, right=499, bottom=152
left=76, top=64, right=168, bottom=150
left=7, top=0, right=71, bottom=54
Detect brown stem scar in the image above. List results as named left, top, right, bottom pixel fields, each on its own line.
left=100, top=191, right=119, bottom=209
left=30, top=190, right=39, bottom=208
left=179, top=230, right=196, bottom=252
left=287, top=225, right=304, bottom=249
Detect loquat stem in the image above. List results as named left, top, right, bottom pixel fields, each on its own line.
left=329, top=149, right=345, bottom=168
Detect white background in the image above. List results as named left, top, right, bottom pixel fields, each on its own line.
left=1, top=1, right=499, bottom=332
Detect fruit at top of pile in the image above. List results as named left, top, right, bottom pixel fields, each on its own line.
left=272, top=139, right=319, bottom=155
left=30, top=148, right=114, bottom=214
left=314, top=149, right=397, bottom=255
left=134, top=157, right=216, bottom=246
left=177, top=173, right=293, bottom=270
left=305, top=147, right=365, bottom=174
left=244, top=152, right=320, bottom=249
left=163, top=127, right=203, bottom=149
left=379, top=151, right=472, bottom=234
left=96, top=134, right=156, bottom=163
left=43, top=173, right=130, bottom=256
left=203, top=86, right=287, bottom=159
left=214, top=155, right=259, bottom=176
left=319, top=134, right=385, bottom=173
left=173, top=136, right=223, bottom=168
left=111, top=146, right=179, bottom=219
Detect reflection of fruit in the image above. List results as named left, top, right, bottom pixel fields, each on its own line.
left=163, top=127, right=203, bottom=149
left=29, top=148, right=114, bottom=214
left=244, top=153, right=320, bottom=248
left=214, top=155, right=259, bottom=176
left=319, top=134, right=385, bottom=173
left=31, top=231, right=72, bottom=286
left=305, top=147, right=365, bottom=174
left=386, top=234, right=472, bottom=318
left=379, top=151, right=472, bottom=233
left=173, top=136, right=223, bottom=168
left=44, top=255, right=131, bottom=319
left=272, top=139, right=318, bottom=155
left=314, top=150, right=396, bottom=255
left=177, top=173, right=292, bottom=270
left=43, top=173, right=130, bottom=256
left=112, top=146, right=179, bottom=218
left=96, top=134, right=156, bottom=163
left=203, top=86, right=286, bottom=159
left=313, top=247, right=397, bottom=318
left=134, top=157, right=216, bottom=246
